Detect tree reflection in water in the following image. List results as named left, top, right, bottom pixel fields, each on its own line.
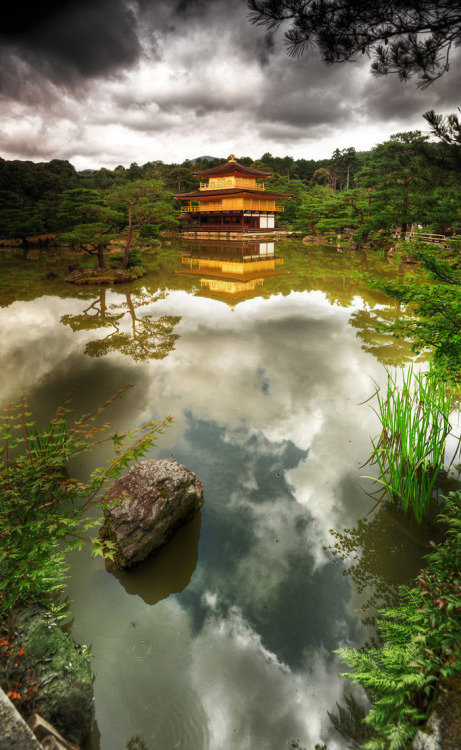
left=349, top=306, right=415, bottom=367
left=61, top=289, right=181, bottom=362
left=327, top=501, right=438, bottom=631
left=328, top=694, right=375, bottom=748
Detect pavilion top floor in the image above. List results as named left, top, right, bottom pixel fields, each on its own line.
left=192, top=155, right=271, bottom=192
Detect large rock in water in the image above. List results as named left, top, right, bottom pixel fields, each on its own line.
left=100, top=458, right=204, bottom=568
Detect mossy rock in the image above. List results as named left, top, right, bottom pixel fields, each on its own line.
left=65, top=267, right=146, bottom=285
left=0, top=608, right=94, bottom=745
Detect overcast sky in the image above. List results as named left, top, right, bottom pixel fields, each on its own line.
left=1, top=0, right=460, bottom=170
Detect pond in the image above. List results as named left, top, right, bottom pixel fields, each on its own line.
left=0, top=238, right=437, bottom=750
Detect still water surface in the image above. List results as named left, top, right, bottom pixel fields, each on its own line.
left=0, top=239, right=434, bottom=749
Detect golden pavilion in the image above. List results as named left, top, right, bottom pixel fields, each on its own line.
left=173, top=155, right=291, bottom=235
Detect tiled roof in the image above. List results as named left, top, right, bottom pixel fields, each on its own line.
left=193, top=159, right=271, bottom=177
left=173, top=188, right=291, bottom=199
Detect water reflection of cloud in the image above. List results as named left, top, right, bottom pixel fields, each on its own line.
left=169, top=417, right=364, bottom=671
left=192, top=599, right=349, bottom=750
left=0, top=287, right=386, bottom=598
left=0, top=288, right=388, bottom=587
left=138, top=290, right=385, bottom=548
left=0, top=296, right=87, bottom=403
left=69, top=562, right=352, bottom=750
left=2, top=286, right=393, bottom=749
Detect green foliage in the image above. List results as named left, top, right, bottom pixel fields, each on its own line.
left=61, top=221, right=116, bottom=269
left=417, top=493, right=461, bottom=678
left=61, top=221, right=115, bottom=247
left=413, top=186, right=461, bottom=233
left=263, top=175, right=307, bottom=227
left=364, top=365, right=456, bottom=523
left=0, top=191, right=44, bottom=240
left=55, top=188, right=105, bottom=231
left=248, top=1, right=460, bottom=86
left=336, top=492, right=461, bottom=749
left=291, top=180, right=375, bottom=235
left=125, top=250, right=142, bottom=268
left=0, top=389, right=172, bottom=617
left=355, top=131, right=430, bottom=237
left=365, top=243, right=461, bottom=382
left=1, top=130, right=459, bottom=244
left=105, top=180, right=178, bottom=268
left=328, top=147, right=360, bottom=190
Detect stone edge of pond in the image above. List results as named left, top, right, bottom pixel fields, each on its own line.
left=0, top=687, right=42, bottom=750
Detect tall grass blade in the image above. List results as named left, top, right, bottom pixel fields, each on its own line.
left=362, top=364, right=458, bottom=523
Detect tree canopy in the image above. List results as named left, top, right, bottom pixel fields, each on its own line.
left=247, top=0, right=461, bottom=86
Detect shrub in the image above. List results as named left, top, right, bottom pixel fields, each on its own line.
left=336, top=492, right=461, bottom=749
left=0, top=388, right=171, bottom=617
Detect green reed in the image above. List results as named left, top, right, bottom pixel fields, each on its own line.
left=364, top=365, right=458, bottom=523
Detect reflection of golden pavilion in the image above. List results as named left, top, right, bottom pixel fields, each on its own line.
left=200, top=278, right=264, bottom=296
left=177, top=240, right=287, bottom=304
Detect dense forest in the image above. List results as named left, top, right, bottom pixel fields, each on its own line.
left=1, top=123, right=460, bottom=248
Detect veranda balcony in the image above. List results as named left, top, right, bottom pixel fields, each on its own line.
left=182, top=204, right=285, bottom=212
left=199, top=180, right=265, bottom=191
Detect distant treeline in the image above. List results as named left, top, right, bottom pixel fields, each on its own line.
left=1, top=131, right=460, bottom=241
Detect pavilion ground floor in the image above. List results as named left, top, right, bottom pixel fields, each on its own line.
left=178, top=210, right=283, bottom=238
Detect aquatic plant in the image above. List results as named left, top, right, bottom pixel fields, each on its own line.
left=336, top=491, right=461, bottom=749
left=0, top=388, right=171, bottom=618
left=364, top=364, right=457, bottom=523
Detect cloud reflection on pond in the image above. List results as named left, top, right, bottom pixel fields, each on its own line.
left=0, top=265, right=425, bottom=749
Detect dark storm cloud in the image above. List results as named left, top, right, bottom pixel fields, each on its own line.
left=0, top=0, right=262, bottom=97
left=0, top=0, right=141, bottom=94
left=360, top=48, right=461, bottom=127
left=254, top=49, right=361, bottom=136
left=113, top=89, right=242, bottom=116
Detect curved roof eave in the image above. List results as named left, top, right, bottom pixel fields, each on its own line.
left=173, top=188, right=292, bottom=199
left=193, top=159, right=271, bottom=178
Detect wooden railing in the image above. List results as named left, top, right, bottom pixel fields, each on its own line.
left=200, top=180, right=265, bottom=191
left=182, top=204, right=285, bottom=213
left=406, top=232, right=461, bottom=248
left=407, top=232, right=447, bottom=244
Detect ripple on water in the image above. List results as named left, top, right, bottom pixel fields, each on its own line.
left=144, top=683, right=210, bottom=750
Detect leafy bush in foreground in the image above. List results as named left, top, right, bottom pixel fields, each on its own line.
left=336, top=492, right=461, bottom=749
left=0, top=388, right=171, bottom=618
